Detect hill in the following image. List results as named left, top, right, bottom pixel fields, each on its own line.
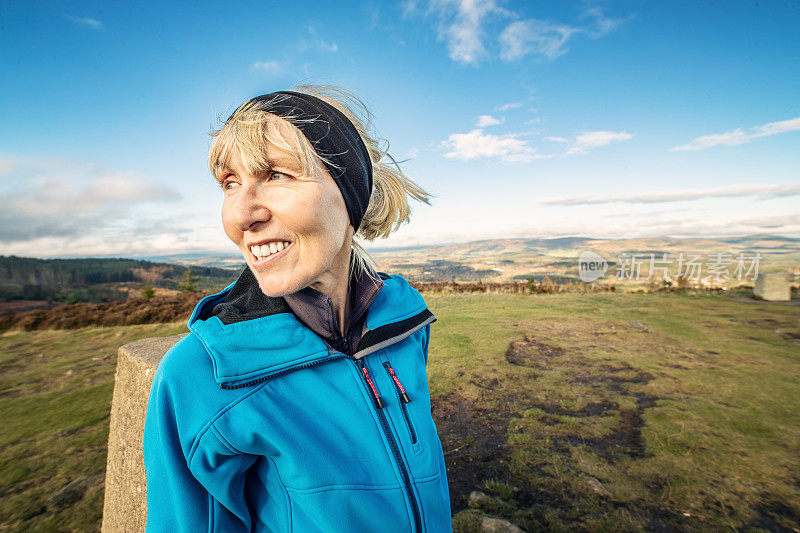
left=369, top=234, right=799, bottom=285
left=0, top=256, right=238, bottom=304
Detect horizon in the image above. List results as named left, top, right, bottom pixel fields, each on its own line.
left=1, top=1, right=799, bottom=259
left=1, top=232, right=796, bottom=262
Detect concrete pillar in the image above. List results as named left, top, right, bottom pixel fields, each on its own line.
left=102, top=335, right=186, bottom=533
left=753, top=273, right=791, bottom=301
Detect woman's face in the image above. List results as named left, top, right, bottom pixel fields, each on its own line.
left=218, top=138, right=352, bottom=297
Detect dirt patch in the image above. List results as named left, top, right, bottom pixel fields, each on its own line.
left=505, top=335, right=565, bottom=368
left=432, top=391, right=512, bottom=513
left=576, top=400, right=618, bottom=417
left=744, top=496, right=800, bottom=532
left=436, top=319, right=800, bottom=530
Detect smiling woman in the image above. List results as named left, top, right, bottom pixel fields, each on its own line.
left=142, top=85, right=453, bottom=533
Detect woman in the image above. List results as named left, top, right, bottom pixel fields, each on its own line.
left=143, top=86, right=452, bottom=532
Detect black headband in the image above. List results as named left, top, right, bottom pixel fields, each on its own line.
left=242, top=90, right=373, bottom=232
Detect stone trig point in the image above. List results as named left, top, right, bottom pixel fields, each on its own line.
left=753, top=272, right=792, bottom=302
left=101, top=335, right=185, bottom=533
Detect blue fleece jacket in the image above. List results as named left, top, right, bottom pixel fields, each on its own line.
left=143, top=272, right=452, bottom=532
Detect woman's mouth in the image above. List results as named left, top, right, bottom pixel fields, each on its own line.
left=249, top=241, right=291, bottom=267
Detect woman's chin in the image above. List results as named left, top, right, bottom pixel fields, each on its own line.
left=251, top=270, right=306, bottom=298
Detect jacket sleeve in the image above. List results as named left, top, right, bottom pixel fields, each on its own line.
left=143, top=352, right=257, bottom=532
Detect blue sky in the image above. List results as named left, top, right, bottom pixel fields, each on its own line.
left=1, top=0, right=799, bottom=258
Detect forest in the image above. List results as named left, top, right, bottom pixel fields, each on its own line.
left=0, top=256, right=238, bottom=303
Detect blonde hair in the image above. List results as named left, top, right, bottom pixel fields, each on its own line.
left=208, top=84, right=431, bottom=281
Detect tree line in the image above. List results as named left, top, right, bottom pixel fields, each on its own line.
left=0, top=256, right=239, bottom=303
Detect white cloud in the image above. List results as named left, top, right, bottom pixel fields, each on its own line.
left=565, top=130, right=633, bottom=155
left=671, top=116, right=800, bottom=152
left=428, top=0, right=513, bottom=65
left=66, top=15, right=103, bottom=30
left=582, top=7, right=630, bottom=38
left=401, top=0, right=419, bottom=18
left=251, top=60, right=284, bottom=75
left=545, top=136, right=568, bottom=143
left=441, top=128, right=549, bottom=163
left=0, top=157, right=181, bottom=244
left=536, top=183, right=800, bottom=206
left=495, top=102, right=522, bottom=112
left=410, top=2, right=626, bottom=65
left=475, top=114, right=503, bottom=127
left=499, top=19, right=580, bottom=61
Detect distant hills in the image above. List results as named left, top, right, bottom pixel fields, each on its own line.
left=0, top=256, right=238, bottom=304
left=367, top=234, right=799, bottom=284
left=1, top=234, right=796, bottom=304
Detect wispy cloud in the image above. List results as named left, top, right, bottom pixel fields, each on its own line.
left=670, top=116, right=800, bottom=152
left=440, top=126, right=631, bottom=161
left=66, top=15, right=103, bottom=30
left=251, top=60, right=284, bottom=75
left=495, top=102, right=522, bottom=112
left=407, top=2, right=628, bottom=65
left=441, top=128, right=549, bottom=163
left=429, top=0, right=512, bottom=65
left=582, top=7, right=631, bottom=38
left=535, top=183, right=800, bottom=206
left=500, top=19, right=580, bottom=61
left=301, top=26, right=339, bottom=53
left=475, top=114, right=503, bottom=127
left=565, top=130, right=633, bottom=155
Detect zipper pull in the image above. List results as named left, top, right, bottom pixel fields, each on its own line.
left=382, top=362, right=411, bottom=403
left=357, top=359, right=385, bottom=409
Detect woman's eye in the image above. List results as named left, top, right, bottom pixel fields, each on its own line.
left=219, top=179, right=237, bottom=191
left=269, top=171, right=289, bottom=181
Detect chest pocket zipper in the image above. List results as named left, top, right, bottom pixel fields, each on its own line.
left=382, top=361, right=417, bottom=444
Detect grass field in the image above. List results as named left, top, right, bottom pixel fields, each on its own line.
left=1, top=291, right=798, bottom=532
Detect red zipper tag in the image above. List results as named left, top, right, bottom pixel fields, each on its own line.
left=384, top=363, right=411, bottom=403
left=360, top=362, right=386, bottom=409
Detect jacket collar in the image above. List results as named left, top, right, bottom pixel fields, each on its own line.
left=187, top=271, right=434, bottom=388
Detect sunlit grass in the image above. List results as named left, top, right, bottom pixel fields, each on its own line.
left=1, top=293, right=798, bottom=531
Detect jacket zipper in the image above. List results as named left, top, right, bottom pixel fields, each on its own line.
left=382, top=361, right=417, bottom=444
left=219, top=354, right=348, bottom=390
left=353, top=357, right=422, bottom=533
left=215, top=316, right=427, bottom=530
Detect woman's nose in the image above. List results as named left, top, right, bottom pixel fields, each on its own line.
left=229, top=183, right=271, bottom=232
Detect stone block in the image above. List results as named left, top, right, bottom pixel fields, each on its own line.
left=101, top=335, right=186, bottom=533
left=753, top=273, right=791, bottom=301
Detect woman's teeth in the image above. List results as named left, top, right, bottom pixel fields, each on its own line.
left=250, top=241, right=290, bottom=260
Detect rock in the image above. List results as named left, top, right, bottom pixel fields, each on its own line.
left=469, top=490, right=491, bottom=508
left=753, top=273, right=791, bottom=301
left=102, top=334, right=186, bottom=533
left=627, top=320, right=656, bottom=333
left=481, top=517, right=525, bottom=533
left=586, top=476, right=612, bottom=497
left=468, top=490, right=515, bottom=515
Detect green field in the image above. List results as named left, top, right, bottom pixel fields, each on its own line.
left=1, top=292, right=798, bottom=532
